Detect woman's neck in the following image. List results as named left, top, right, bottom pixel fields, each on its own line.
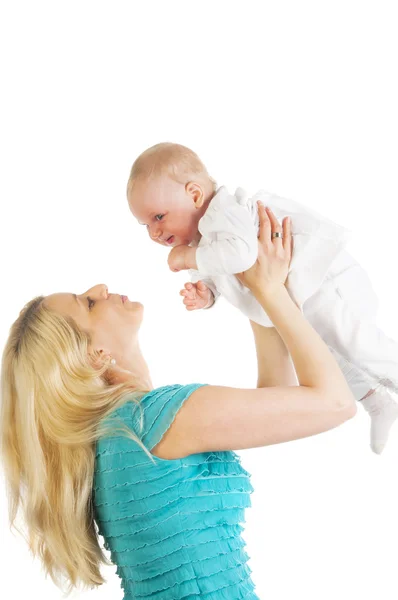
left=118, top=341, right=153, bottom=391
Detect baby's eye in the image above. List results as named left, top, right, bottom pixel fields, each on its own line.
left=87, top=297, right=95, bottom=310
left=155, top=214, right=164, bottom=221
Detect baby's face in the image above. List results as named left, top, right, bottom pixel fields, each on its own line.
left=128, top=176, right=202, bottom=248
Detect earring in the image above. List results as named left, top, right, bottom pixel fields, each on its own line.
left=110, top=358, right=116, bottom=366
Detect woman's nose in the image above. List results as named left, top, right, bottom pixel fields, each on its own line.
left=86, top=284, right=109, bottom=299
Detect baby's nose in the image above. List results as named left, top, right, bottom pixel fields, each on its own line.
left=148, top=224, right=162, bottom=240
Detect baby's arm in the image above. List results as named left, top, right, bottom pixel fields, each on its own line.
left=195, top=198, right=258, bottom=276
left=167, top=196, right=258, bottom=275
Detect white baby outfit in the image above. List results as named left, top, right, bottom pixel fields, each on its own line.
left=189, top=187, right=398, bottom=453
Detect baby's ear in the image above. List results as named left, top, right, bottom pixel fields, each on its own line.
left=186, top=182, right=204, bottom=208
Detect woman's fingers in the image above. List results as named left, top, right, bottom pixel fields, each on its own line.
left=282, top=216, right=293, bottom=263
left=258, top=203, right=285, bottom=246
left=265, top=207, right=284, bottom=251
left=257, top=201, right=272, bottom=245
left=262, top=205, right=292, bottom=255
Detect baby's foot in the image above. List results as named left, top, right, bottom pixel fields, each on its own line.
left=361, top=386, right=398, bottom=454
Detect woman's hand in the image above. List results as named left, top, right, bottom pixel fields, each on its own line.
left=236, top=202, right=293, bottom=298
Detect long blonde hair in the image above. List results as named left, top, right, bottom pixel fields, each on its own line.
left=0, top=296, right=151, bottom=594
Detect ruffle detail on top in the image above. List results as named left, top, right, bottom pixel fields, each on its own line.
left=93, top=384, right=259, bottom=599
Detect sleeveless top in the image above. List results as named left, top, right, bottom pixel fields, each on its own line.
left=93, top=384, right=258, bottom=599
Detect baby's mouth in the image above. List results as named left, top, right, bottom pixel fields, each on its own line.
left=166, top=235, right=175, bottom=245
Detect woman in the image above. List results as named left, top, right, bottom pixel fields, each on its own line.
left=0, top=206, right=356, bottom=599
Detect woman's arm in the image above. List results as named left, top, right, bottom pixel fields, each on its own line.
left=250, top=320, right=297, bottom=387
left=154, top=285, right=356, bottom=459
left=153, top=205, right=356, bottom=459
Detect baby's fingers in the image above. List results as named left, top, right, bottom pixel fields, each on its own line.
left=181, top=290, right=195, bottom=301
left=196, top=281, right=208, bottom=292
left=183, top=297, right=197, bottom=308
left=180, top=282, right=195, bottom=297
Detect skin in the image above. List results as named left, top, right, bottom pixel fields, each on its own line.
left=41, top=207, right=355, bottom=461
left=153, top=204, right=355, bottom=459
left=127, top=174, right=217, bottom=309
left=128, top=175, right=208, bottom=249
left=44, top=285, right=153, bottom=389
left=42, top=206, right=291, bottom=390
left=128, top=175, right=293, bottom=312
left=42, top=207, right=296, bottom=459
left=180, top=281, right=215, bottom=310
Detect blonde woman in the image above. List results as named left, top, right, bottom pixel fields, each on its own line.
left=0, top=205, right=356, bottom=599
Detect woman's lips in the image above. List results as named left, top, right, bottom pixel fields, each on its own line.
left=121, top=295, right=128, bottom=303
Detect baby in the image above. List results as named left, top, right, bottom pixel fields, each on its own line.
left=127, top=142, right=398, bottom=455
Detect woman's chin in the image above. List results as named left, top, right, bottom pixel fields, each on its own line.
left=131, top=301, right=144, bottom=311
left=130, top=301, right=144, bottom=319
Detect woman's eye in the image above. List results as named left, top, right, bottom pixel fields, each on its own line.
left=155, top=214, right=164, bottom=221
left=87, top=297, right=95, bottom=310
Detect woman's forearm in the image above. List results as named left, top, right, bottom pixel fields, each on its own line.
left=250, top=321, right=297, bottom=387
left=255, top=285, right=355, bottom=409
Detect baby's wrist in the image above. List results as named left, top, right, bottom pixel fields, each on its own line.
left=203, top=292, right=215, bottom=309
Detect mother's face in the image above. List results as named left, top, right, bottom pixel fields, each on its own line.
left=45, top=284, right=143, bottom=361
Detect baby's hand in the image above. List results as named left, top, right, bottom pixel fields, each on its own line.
left=180, top=281, right=214, bottom=311
left=168, top=245, right=190, bottom=272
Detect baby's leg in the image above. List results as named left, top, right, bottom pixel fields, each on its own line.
left=303, top=250, right=398, bottom=453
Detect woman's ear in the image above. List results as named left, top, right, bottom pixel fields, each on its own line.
left=89, top=347, right=113, bottom=369
left=186, top=182, right=205, bottom=208
left=92, top=348, right=133, bottom=385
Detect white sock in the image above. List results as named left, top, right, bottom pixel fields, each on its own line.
left=361, top=386, right=398, bottom=454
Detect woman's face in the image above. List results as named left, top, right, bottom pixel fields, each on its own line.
left=45, top=284, right=143, bottom=363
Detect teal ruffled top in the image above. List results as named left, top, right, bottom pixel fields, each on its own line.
left=93, top=384, right=258, bottom=599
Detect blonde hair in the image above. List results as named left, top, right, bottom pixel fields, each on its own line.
left=127, top=142, right=217, bottom=196
left=0, top=297, right=152, bottom=594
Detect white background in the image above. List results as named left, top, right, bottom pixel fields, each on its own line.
left=1, top=1, right=398, bottom=598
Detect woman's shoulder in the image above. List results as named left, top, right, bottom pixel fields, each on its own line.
left=96, top=383, right=207, bottom=454
left=134, top=383, right=207, bottom=447
left=137, top=382, right=206, bottom=410
left=108, top=383, right=202, bottom=414
left=113, top=383, right=206, bottom=420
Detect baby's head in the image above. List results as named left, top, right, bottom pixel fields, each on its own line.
left=127, top=143, right=216, bottom=247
